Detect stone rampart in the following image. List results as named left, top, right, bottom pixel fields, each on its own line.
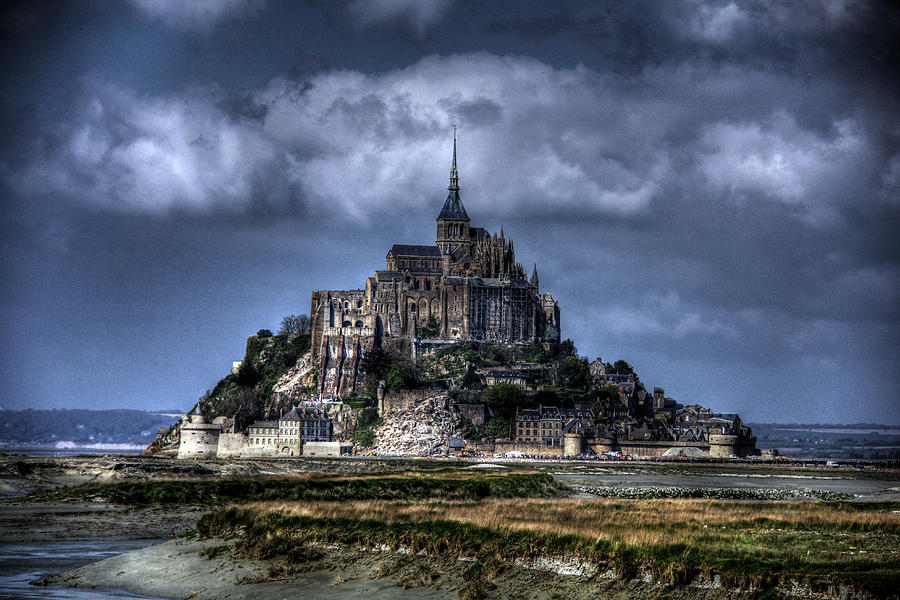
left=177, top=422, right=220, bottom=459
left=303, top=441, right=351, bottom=457
left=216, top=432, right=247, bottom=458
left=494, top=440, right=562, bottom=457
left=709, top=433, right=757, bottom=458
left=563, top=433, right=582, bottom=456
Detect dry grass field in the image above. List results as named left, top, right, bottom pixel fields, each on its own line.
left=199, top=496, right=900, bottom=595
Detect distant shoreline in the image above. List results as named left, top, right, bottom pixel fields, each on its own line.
left=0, top=446, right=145, bottom=457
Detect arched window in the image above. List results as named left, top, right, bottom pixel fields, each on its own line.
left=356, top=300, right=362, bottom=308
left=355, top=320, right=363, bottom=327
left=342, top=320, right=352, bottom=327
left=343, top=301, right=349, bottom=309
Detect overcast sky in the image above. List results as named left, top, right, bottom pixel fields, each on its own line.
left=1, top=0, right=898, bottom=423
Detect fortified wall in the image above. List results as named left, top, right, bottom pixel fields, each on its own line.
left=177, top=411, right=220, bottom=459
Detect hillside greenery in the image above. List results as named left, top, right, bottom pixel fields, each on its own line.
left=195, top=332, right=311, bottom=429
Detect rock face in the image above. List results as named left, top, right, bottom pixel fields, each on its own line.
left=371, top=394, right=460, bottom=456
left=271, top=351, right=316, bottom=406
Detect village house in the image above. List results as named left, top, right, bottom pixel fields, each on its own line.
left=515, top=406, right=595, bottom=448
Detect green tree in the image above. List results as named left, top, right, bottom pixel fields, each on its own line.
left=357, top=406, right=381, bottom=429
left=481, top=382, right=524, bottom=411
left=484, top=417, right=513, bottom=440
left=590, top=383, right=620, bottom=403
left=420, top=315, right=441, bottom=339
left=354, top=430, right=375, bottom=447
left=386, top=360, right=420, bottom=391
left=610, top=359, right=640, bottom=383
left=360, top=348, right=395, bottom=380
left=235, top=361, right=260, bottom=387
left=557, top=338, right=577, bottom=358
left=560, top=355, right=588, bottom=388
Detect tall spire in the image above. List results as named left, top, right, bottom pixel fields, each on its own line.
left=448, top=123, right=459, bottom=191
left=436, top=124, right=469, bottom=222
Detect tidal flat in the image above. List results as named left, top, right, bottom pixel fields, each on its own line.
left=2, top=454, right=898, bottom=599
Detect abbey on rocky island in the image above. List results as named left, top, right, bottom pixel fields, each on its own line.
left=311, top=129, right=561, bottom=398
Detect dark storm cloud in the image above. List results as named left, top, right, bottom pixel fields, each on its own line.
left=1, top=0, right=897, bottom=422
left=442, top=98, right=503, bottom=127
left=217, top=91, right=269, bottom=122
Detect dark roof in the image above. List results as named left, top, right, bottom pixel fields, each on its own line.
left=540, top=406, right=562, bottom=419
left=485, top=370, right=526, bottom=378
left=280, top=408, right=300, bottom=421
left=388, top=244, right=441, bottom=257
left=437, top=189, right=469, bottom=221
left=517, top=409, right=540, bottom=421
left=560, top=408, right=593, bottom=419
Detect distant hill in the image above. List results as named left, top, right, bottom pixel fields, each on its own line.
left=0, top=409, right=181, bottom=448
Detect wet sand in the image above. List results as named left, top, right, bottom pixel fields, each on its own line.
left=39, top=538, right=454, bottom=600
left=0, top=503, right=202, bottom=542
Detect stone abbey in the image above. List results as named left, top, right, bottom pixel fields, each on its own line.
left=311, top=130, right=561, bottom=397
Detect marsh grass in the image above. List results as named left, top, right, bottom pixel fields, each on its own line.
left=197, top=498, right=900, bottom=595
left=25, top=471, right=563, bottom=505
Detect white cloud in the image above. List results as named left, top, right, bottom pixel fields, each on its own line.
left=126, top=0, right=263, bottom=32
left=602, top=291, right=738, bottom=340
left=690, top=2, right=748, bottom=42
left=8, top=82, right=282, bottom=214
left=698, top=112, right=867, bottom=225
left=3, top=53, right=882, bottom=229
left=346, top=0, right=454, bottom=38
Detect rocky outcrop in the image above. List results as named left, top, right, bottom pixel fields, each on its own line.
left=371, top=394, right=460, bottom=456
left=271, top=351, right=316, bottom=406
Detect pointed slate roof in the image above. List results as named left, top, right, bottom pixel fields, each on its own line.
left=388, top=244, right=442, bottom=257
left=438, top=189, right=469, bottom=221
left=437, top=125, right=469, bottom=221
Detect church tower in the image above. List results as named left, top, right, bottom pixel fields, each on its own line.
left=436, top=125, right=471, bottom=253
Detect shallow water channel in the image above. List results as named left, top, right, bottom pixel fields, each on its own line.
left=0, top=539, right=172, bottom=600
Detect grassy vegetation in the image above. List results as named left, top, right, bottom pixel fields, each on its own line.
left=25, top=471, right=564, bottom=506
left=196, top=332, right=311, bottom=427
left=418, top=341, right=559, bottom=382
left=197, top=497, right=900, bottom=595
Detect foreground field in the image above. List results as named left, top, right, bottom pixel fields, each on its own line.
left=6, top=457, right=899, bottom=599
left=196, top=496, right=900, bottom=598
